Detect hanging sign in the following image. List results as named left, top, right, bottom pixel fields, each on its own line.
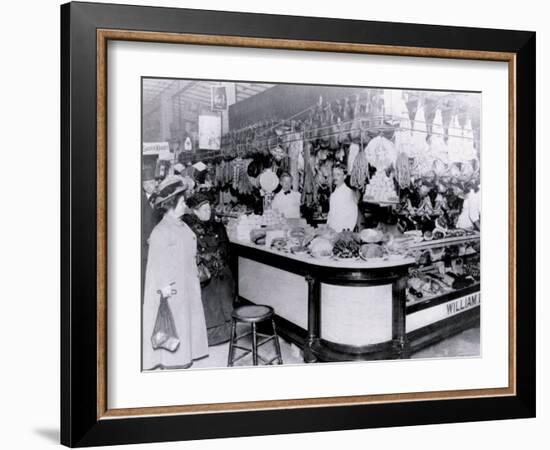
left=198, top=115, right=221, bottom=150
left=211, top=85, right=227, bottom=111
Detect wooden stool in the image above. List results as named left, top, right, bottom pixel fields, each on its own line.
left=227, top=305, right=283, bottom=366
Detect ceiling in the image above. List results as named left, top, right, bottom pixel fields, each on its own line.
left=142, top=79, right=275, bottom=114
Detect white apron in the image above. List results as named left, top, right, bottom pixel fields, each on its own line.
left=327, top=183, right=359, bottom=232
left=271, top=190, right=301, bottom=218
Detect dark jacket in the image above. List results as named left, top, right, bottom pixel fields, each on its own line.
left=181, top=213, right=232, bottom=279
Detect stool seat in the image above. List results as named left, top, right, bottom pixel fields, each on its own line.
left=232, top=305, right=273, bottom=323
left=228, top=304, right=283, bottom=367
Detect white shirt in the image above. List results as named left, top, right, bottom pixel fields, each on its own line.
left=456, top=189, right=480, bottom=229
left=327, top=183, right=358, bottom=232
left=271, top=190, right=301, bottom=219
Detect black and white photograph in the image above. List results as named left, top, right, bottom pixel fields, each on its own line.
left=141, top=78, right=481, bottom=371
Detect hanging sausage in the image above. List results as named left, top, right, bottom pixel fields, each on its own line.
left=350, top=146, right=369, bottom=189
left=301, top=141, right=317, bottom=208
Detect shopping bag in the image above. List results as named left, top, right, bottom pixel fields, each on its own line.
left=151, top=292, right=180, bottom=352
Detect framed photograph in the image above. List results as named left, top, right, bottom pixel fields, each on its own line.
left=61, top=1, right=535, bottom=447
left=211, top=85, right=228, bottom=111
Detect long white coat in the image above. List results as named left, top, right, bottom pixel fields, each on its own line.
left=327, top=183, right=359, bottom=232
left=142, top=214, right=209, bottom=370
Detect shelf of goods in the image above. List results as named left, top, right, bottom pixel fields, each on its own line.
left=405, top=234, right=480, bottom=353
left=229, top=232, right=480, bottom=362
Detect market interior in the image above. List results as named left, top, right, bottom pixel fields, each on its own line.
left=142, top=79, right=481, bottom=370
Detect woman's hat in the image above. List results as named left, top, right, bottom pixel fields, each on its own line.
left=152, top=176, right=190, bottom=207
left=186, top=192, right=210, bottom=210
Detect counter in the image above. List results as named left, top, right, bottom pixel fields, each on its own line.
left=231, top=238, right=415, bottom=362
left=231, top=235, right=480, bottom=362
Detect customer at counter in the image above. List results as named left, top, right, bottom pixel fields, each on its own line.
left=271, top=172, right=301, bottom=219
left=142, top=176, right=209, bottom=370
left=327, top=165, right=359, bottom=232
left=182, top=193, right=235, bottom=346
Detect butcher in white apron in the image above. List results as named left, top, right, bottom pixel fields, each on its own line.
left=327, top=165, right=359, bottom=232
left=456, top=185, right=480, bottom=230
left=271, top=172, right=301, bottom=219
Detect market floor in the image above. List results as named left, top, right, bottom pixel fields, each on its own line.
left=191, top=324, right=481, bottom=369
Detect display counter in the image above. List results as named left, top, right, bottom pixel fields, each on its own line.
left=404, top=234, right=481, bottom=353
left=231, top=238, right=415, bottom=362
left=230, top=234, right=480, bottom=362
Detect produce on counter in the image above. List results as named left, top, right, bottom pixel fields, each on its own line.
left=270, top=237, right=289, bottom=252
left=309, top=237, right=334, bottom=258
left=290, top=245, right=309, bottom=255
left=360, top=228, right=386, bottom=243
left=313, top=225, right=338, bottom=242
left=227, top=214, right=263, bottom=241
left=332, top=230, right=361, bottom=259
left=250, top=229, right=267, bottom=245
left=359, top=243, right=385, bottom=259
left=261, top=208, right=285, bottom=227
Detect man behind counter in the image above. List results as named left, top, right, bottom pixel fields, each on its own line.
left=271, top=172, right=301, bottom=219
left=327, top=165, right=359, bottom=232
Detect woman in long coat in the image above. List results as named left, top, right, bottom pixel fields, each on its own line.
left=142, top=176, right=209, bottom=370
left=182, top=193, right=235, bottom=346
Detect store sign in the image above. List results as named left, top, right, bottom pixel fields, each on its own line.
left=143, top=142, right=169, bottom=155
left=406, top=291, right=480, bottom=333
left=445, top=292, right=480, bottom=315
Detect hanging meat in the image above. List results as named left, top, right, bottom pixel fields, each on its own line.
left=423, top=94, right=438, bottom=141
left=364, top=135, right=397, bottom=171
left=396, top=151, right=411, bottom=189
left=404, top=91, right=420, bottom=134
left=287, top=132, right=303, bottom=192
left=232, top=159, right=240, bottom=190
left=350, top=146, right=369, bottom=189
left=470, top=103, right=481, bottom=157
left=247, top=156, right=263, bottom=178
left=318, top=102, right=331, bottom=149
left=214, top=161, right=222, bottom=188
left=347, top=142, right=360, bottom=173
left=440, top=96, right=455, bottom=144
left=238, top=159, right=254, bottom=195
left=316, top=159, right=334, bottom=190
left=328, top=104, right=340, bottom=150
left=370, top=89, right=385, bottom=116
left=301, top=142, right=317, bottom=208
left=349, top=95, right=361, bottom=142
left=456, top=97, right=469, bottom=136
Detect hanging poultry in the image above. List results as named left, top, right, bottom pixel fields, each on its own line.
left=404, top=91, right=420, bottom=134
left=423, top=94, right=438, bottom=141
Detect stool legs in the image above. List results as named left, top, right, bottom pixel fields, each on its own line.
left=251, top=323, right=258, bottom=366
left=272, top=319, right=283, bottom=365
left=227, top=314, right=283, bottom=367
left=227, top=320, right=237, bottom=367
